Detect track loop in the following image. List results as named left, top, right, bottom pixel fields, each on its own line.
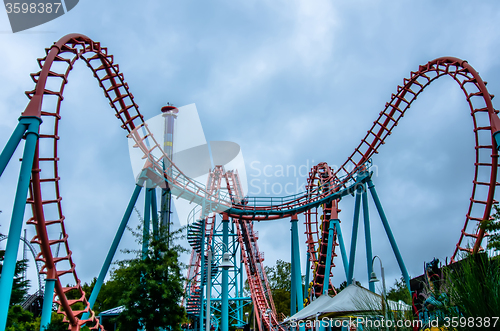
left=24, top=34, right=148, bottom=330
left=304, top=163, right=339, bottom=302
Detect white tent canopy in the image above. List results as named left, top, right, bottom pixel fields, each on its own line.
left=284, top=295, right=334, bottom=322
left=284, top=283, right=411, bottom=323
left=320, top=283, right=384, bottom=315
left=321, top=284, right=411, bottom=316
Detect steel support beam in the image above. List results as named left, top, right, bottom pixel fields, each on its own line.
left=83, top=185, right=143, bottom=319
left=199, top=216, right=206, bottom=331
left=303, top=251, right=311, bottom=301
left=332, top=220, right=349, bottom=279
left=221, top=214, right=230, bottom=331
left=0, top=120, right=28, bottom=177
left=367, top=178, right=411, bottom=293
left=142, top=188, right=152, bottom=260
left=362, top=183, right=375, bottom=292
left=0, top=117, right=40, bottom=331
left=322, top=220, right=335, bottom=295
left=347, top=186, right=362, bottom=285
left=40, top=278, right=56, bottom=330
left=151, top=188, right=158, bottom=239
left=291, top=215, right=304, bottom=311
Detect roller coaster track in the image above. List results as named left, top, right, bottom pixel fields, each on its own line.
left=0, top=233, right=44, bottom=294
left=9, top=31, right=499, bottom=329
left=226, top=57, right=500, bottom=262
left=304, top=163, right=340, bottom=301
left=184, top=166, right=280, bottom=331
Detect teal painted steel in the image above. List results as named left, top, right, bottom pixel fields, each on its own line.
left=221, top=217, right=229, bottom=331
left=198, top=217, right=206, bottom=331
left=0, top=117, right=40, bottom=331
left=227, top=172, right=371, bottom=217
left=291, top=217, right=304, bottom=311
left=151, top=188, right=159, bottom=239
left=83, top=185, right=142, bottom=320
left=367, top=179, right=411, bottom=293
left=290, top=225, right=296, bottom=315
left=0, top=121, right=26, bottom=177
left=142, top=188, right=152, bottom=260
left=322, top=220, right=335, bottom=295
left=362, top=183, right=375, bottom=292
left=347, top=186, right=362, bottom=285
left=493, top=130, right=500, bottom=151
left=303, top=251, right=310, bottom=301
left=332, top=220, right=349, bottom=279
left=40, top=278, right=56, bottom=330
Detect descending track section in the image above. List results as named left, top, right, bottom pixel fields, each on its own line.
left=20, top=33, right=233, bottom=330
left=236, top=219, right=281, bottom=331
left=304, top=163, right=340, bottom=301
left=328, top=57, right=500, bottom=260
left=23, top=33, right=150, bottom=330
left=228, top=57, right=500, bottom=262
left=183, top=166, right=282, bottom=331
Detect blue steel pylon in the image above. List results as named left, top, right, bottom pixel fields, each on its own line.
left=205, top=214, right=250, bottom=331
left=0, top=116, right=41, bottom=330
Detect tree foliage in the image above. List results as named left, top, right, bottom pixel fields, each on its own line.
left=0, top=250, right=30, bottom=306
left=335, top=280, right=361, bottom=293
left=264, top=260, right=292, bottom=317
left=482, top=203, right=500, bottom=251
left=386, top=276, right=411, bottom=304
left=6, top=305, right=37, bottom=331
left=113, top=225, right=187, bottom=331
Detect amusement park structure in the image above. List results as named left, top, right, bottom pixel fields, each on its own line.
left=0, top=33, right=499, bottom=331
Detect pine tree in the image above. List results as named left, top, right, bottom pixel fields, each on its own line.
left=113, top=225, right=187, bottom=331
left=0, top=250, right=30, bottom=306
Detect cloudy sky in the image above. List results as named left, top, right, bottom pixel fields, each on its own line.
left=1, top=0, right=500, bottom=298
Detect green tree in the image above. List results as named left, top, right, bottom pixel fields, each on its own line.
left=0, top=250, right=30, bottom=306
left=114, top=225, right=187, bottom=331
left=264, top=260, right=292, bottom=317
left=335, top=280, right=361, bottom=293
left=42, top=312, right=68, bottom=331
left=481, top=203, right=500, bottom=251
left=386, top=276, right=411, bottom=304
left=6, top=305, right=36, bottom=331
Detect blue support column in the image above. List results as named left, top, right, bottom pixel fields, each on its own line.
left=142, top=188, right=152, bottom=260
left=221, top=214, right=229, bottom=331
left=83, top=185, right=143, bottom=319
left=332, top=220, right=349, bottom=279
left=322, top=220, right=335, bottom=295
left=367, top=178, right=411, bottom=293
left=291, top=216, right=304, bottom=310
left=290, top=227, right=296, bottom=315
left=347, top=186, right=362, bottom=285
left=151, top=188, right=159, bottom=240
left=199, top=218, right=206, bottom=331
left=40, top=278, right=56, bottom=330
left=362, top=183, right=375, bottom=292
left=240, top=256, right=244, bottom=325
left=0, top=117, right=40, bottom=331
left=0, top=121, right=28, bottom=177
left=303, top=251, right=310, bottom=302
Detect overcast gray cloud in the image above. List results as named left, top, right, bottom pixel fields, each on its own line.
left=1, top=0, right=500, bottom=295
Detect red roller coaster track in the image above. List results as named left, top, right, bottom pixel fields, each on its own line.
left=14, top=32, right=500, bottom=330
